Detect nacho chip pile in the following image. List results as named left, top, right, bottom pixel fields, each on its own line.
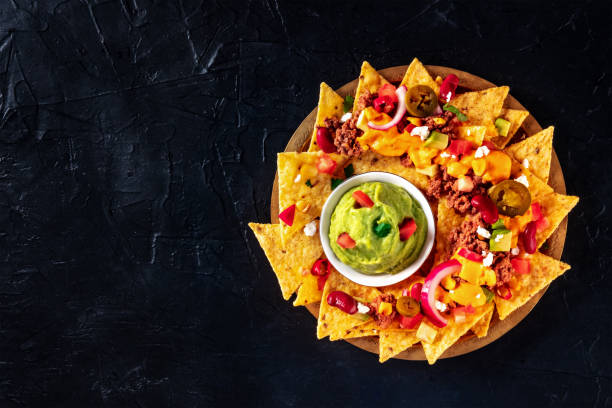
left=249, top=58, right=578, bottom=364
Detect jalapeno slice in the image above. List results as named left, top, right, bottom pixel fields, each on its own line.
left=405, top=85, right=438, bottom=117
left=396, top=295, right=420, bottom=317
left=487, top=180, right=532, bottom=217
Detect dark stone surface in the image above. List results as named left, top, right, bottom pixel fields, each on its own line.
left=0, top=0, right=609, bottom=406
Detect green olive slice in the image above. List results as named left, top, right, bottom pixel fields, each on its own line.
left=405, top=85, right=438, bottom=117
left=487, top=180, right=532, bottom=217
left=396, top=295, right=420, bottom=317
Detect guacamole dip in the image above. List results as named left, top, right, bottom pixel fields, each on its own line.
left=329, top=181, right=427, bottom=275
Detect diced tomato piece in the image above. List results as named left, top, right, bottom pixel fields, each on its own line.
left=317, top=274, right=329, bottom=291
left=447, top=139, right=474, bottom=156
left=399, top=218, right=417, bottom=241
left=457, top=247, right=483, bottom=262
left=377, top=83, right=398, bottom=104
left=278, top=204, right=295, bottom=226
left=352, top=190, right=374, bottom=208
left=373, top=95, right=393, bottom=113
left=511, top=258, right=530, bottom=275
left=482, top=140, right=498, bottom=151
left=399, top=313, right=423, bottom=329
left=535, top=216, right=550, bottom=232
left=531, top=202, right=543, bottom=221
left=405, top=123, right=416, bottom=134
left=439, top=74, right=459, bottom=103
left=311, top=259, right=330, bottom=276
left=316, top=153, right=337, bottom=174
left=410, top=282, right=423, bottom=301
left=337, top=232, right=356, bottom=249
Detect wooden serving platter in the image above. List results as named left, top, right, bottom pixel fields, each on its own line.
left=270, top=65, right=568, bottom=361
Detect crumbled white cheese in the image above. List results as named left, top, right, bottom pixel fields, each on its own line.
left=451, top=154, right=457, bottom=159
left=522, top=158, right=530, bottom=169
left=435, top=300, right=448, bottom=313
left=357, top=302, right=370, bottom=314
left=303, top=220, right=317, bottom=237
left=494, top=233, right=505, bottom=242
left=446, top=92, right=452, bottom=102
left=476, top=226, right=491, bottom=239
left=474, top=145, right=490, bottom=158
left=294, top=174, right=301, bottom=183
left=515, top=174, right=529, bottom=187
left=411, top=126, right=430, bottom=141
left=481, top=251, right=488, bottom=257
left=440, top=152, right=451, bottom=158
left=482, top=252, right=494, bottom=267
left=340, top=112, right=352, bottom=123
left=511, top=247, right=520, bottom=256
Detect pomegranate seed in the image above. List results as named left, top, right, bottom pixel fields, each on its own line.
left=521, top=221, right=537, bottom=254
left=326, top=290, right=358, bottom=314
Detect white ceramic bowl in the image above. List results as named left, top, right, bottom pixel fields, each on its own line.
left=319, top=172, right=435, bottom=287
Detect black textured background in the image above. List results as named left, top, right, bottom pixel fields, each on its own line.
left=0, top=1, right=610, bottom=407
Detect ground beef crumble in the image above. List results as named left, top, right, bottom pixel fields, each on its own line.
left=369, top=293, right=397, bottom=329
left=426, top=168, right=488, bottom=215
left=399, top=152, right=412, bottom=168
left=447, top=214, right=515, bottom=287
left=332, top=89, right=375, bottom=157
left=423, top=110, right=461, bottom=139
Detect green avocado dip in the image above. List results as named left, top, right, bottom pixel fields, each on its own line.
left=329, top=181, right=427, bottom=275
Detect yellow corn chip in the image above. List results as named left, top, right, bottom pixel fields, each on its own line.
left=422, top=303, right=494, bottom=365
left=342, top=320, right=380, bottom=340
left=492, top=108, right=530, bottom=148
left=308, top=82, right=345, bottom=152
left=495, top=252, right=570, bottom=320
left=434, top=198, right=465, bottom=265
left=506, top=126, right=554, bottom=183
left=278, top=152, right=347, bottom=247
left=521, top=168, right=579, bottom=247
left=351, top=151, right=430, bottom=191
left=450, top=86, right=509, bottom=126
left=293, top=274, right=323, bottom=306
left=471, top=305, right=494, bottom=338
left=317, top=270, right=381, bottom=340
left=379, top=329, right=420, bottom=363
left=249, top=223, right=322, bottom=300
left=353, top=61, right=390, bottom=114
left=400, top=58, right=440, bottom=96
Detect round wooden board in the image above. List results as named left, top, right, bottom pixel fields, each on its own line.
left=270, top=65, right=568, bottom=361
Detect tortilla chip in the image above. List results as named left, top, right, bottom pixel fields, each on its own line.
left=506, top=126, right=554, bottom=182
left=317, top=270, right=381, bottom=340
left=434, top=198, right=465, bottom=265
left=293, top=274, right=323, bottom=306
left=342, top=320, right=380, bottom=340
left=249, top=223, right=322, bottom=300
left=278, top=152, right=347, bottom=246
left=471, top=306, right=494, bottom=338
left=422, top=303, right=494, bottom=365
left=521, top=168, right=579, bottom=247
left=353, top=61, right=390, bottom=114
left=379, top=330, right=420, bottom=363
left=400, top=58, right=440, bottom=96
left=450, top=86, right=509, bottom=126
left=351, top=151, right=430, bottom=191
left=495, top=252, right=570, bottom=320
left=308, top=82, right=345, bottom=152
left=456, top=125, right=487, bottom=147
left=492, top=109, right=530, bottom=148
